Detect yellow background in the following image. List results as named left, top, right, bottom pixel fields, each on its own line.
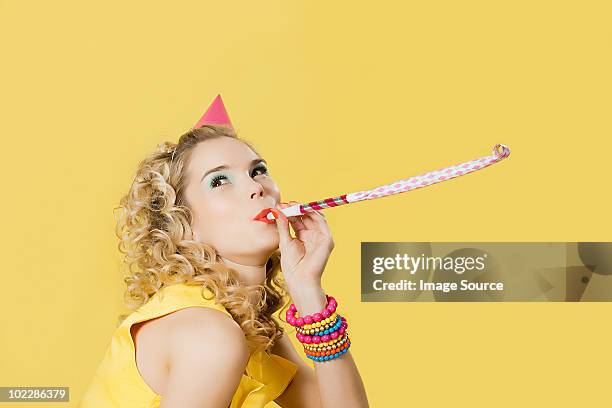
left=1, top=0, right=611, bottom=406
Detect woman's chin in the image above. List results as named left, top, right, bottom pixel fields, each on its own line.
left=249, top=225, right=280, bottom=250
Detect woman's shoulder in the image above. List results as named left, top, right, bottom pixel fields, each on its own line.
left=165, top=305, right=248, bottom=357
left=121, top=284, right=248, bottom=402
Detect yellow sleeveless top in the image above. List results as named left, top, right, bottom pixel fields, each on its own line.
left=78, top=283, right=298, bottom=408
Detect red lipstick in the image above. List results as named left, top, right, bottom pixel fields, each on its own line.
left=253, top=208, right=280, bottom=224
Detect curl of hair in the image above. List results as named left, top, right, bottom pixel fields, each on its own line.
left=113, top=124, right=290, bottom=354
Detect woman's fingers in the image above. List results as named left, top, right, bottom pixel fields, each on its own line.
left=277, top=201, right=334, bottom=253
left=292, top=206, right=331, bottom=235
left=278, top=201, right=307, bottom=232
left=277, top=201, right=330, bottom=240
left=287, top=201, right=307, bottom=232
left=273, top=207, right=292, bottom=248
left=301, top=208, right=330, bottom=236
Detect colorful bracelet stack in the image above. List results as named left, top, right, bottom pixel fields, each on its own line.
left=285, top=294, right=351, bottom=362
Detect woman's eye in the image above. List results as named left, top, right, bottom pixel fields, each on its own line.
left=209, top=174, right=229, bottom=189
left=252, top=165, right=268, bottom=177
left=208, top=166, right=268, bottom=189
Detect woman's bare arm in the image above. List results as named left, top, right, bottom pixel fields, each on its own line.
left=272, top=201, right=369, bottom=407
left=272, top=331, right=322, bottom=408
left=289, top=283, right=369, bottom=408
left=159, top=307, right=250, bottom=408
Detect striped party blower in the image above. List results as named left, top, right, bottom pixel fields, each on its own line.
left=254, top=144, right=511, bottom=223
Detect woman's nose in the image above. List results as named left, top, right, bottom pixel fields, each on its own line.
left=249, top=178, right=265, bottom=199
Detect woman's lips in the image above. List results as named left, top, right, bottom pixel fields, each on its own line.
left=253, top=208, right=280, bottom=224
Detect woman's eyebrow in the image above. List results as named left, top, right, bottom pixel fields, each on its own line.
left=200, top=158, right=267, bottom=183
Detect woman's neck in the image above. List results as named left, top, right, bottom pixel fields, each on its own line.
left=220, top=256, right=268, bottom=286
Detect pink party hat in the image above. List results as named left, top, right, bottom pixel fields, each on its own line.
left=193, top=94, right=234, bottom=129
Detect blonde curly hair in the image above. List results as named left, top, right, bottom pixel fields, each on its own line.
left=113, top=124, right=290, bottom=354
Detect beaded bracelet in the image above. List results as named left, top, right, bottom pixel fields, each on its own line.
left=286, top=294, right=351, bottom=362
left=295, top=312, right=338, bottom=334
left=295, top=313, right=340, bottom=335
left=303, top=332, right=349, bottom=351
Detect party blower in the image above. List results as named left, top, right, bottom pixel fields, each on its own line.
left=253, top=144, right=511, bottom=224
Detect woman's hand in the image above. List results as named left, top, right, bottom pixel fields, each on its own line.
left=274, top=200, right=335, bottom=290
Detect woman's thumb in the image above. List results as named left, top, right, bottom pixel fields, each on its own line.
left=273, top=205, right=291, bottom=247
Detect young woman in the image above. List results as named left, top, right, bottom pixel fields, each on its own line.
left=79, top=99, right=369, bottom=408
